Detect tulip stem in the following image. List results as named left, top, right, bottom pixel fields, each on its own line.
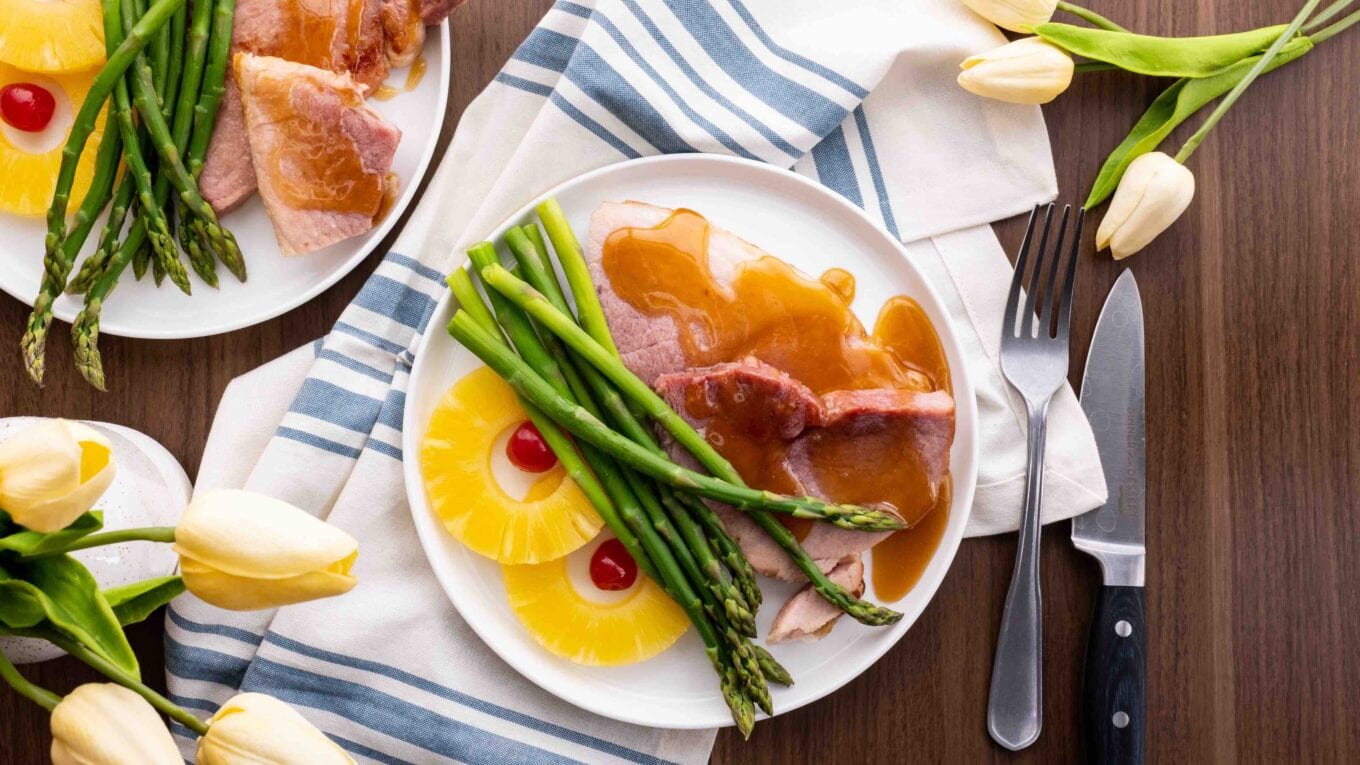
left=28, top=526, right=178, bottom=558
left=1308, top=8, right=1360, bottom=41
left=0, top=650, right=60, bottom=712
left=1057, top=1, right=1127, bottom=32
left=48, top=634, right=210, bottom=736
left=1175, top=0, right=1321, bottom=163
left=1304, top=0, right=1353, bottom=31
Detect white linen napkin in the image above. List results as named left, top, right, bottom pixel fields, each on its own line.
left=165, top=1, right=1107, bottom=761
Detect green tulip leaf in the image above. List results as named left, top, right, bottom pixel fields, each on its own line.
left=103, top=576, right=185, bottom=626
left=0, top=511, right=104, bottom=557
left=1035, top=22, right=1293, bottom=77
left=0, top=509, right=18, bottom=537
left=0, top=563, right=48, bottom=629
left=0, top=555, right=139, bottom=679
left=1084, top=36, right=1313, bottom=209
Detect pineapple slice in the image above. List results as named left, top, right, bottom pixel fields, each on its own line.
left=0, top=63, right=104, bottom=216
left=503, top=538, right=690, bottom=666
left=0, top=0, right=105, bottom=73
left=421, top=366, right=603, bottom=564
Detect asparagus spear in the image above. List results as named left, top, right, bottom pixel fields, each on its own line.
left=446, top=269, right=660, bottom=586
left=474, top=266, right=905, bottom=532
left=38, top=0, right=183, bottom=273
left=508, top=227, right=759, bottom=624
left=68, top=174, right=137, bottom=295
left=19, top=112, right=122, bottom=380
left=455, top=259, right=757, bottom=735
left=512, top=224, right=765, bottom=614
left=515, top=217, right=905, bottom=625
left=72, top=223, right=143, bottom=389
left=186, top=0, right=235, bottom=181
left=121, top=0, right=238, bottom=287
left=106, top=0, right=187, bottom=294
left=169, top=0, right=219, bottom=285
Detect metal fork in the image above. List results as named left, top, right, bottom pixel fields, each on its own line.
left=987, top=203, right=1084, bottom=751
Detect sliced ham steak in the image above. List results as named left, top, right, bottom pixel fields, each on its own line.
left=768, top=556, right=864, bottom=644
left=200, top=0, right=465, bottom=214
left=589, top=201, right=955, bottom=641
left=234, top=54, right=401, bottom=257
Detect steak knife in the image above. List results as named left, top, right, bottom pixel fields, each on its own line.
left=1073, top=270, right=1146, bottom=764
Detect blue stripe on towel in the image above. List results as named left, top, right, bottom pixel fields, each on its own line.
left=164, top=638, right=251, bottom=688
left=555, top=0, right=592, bottom=18
left=330, top=734, right=414, bottom=765
left=385, top=252, right=446, bottom=285
left=290, top=379, right=385, bottom=434
left=853, top=105, right=900, bottom=238
left=167, top=692, right=220, bottom=713
left=333, top=322, right=409, bottom=355
left=317, top=349, right=394, bottom=384
left=248, top=657, right=585, bottom=765
left=620, top=0, right=800, bottom=159
left=563, top=42, right=697, bottom=154
left=811, top=125, right=863, bottom=207
left=666, top=0, right=849, bottom=135
left=262, top=632, right=673, bottom=765
left=275, top=426, right=363, bottom=459
left=513, top=27, right=579, bottom=74
left=548, top=92, right=642, bottom=159
left=167, top=607, right=265, bottom=646
left=587, top=9, right=757, bottom=159
left=351, top=274, right=437, bottom=330
left=727, top=0, right=870, bottom=98
left=496, top=72, right=554, bottom=97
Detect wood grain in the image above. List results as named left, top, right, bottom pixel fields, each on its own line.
left=3, top=1, right=1357, bottom=761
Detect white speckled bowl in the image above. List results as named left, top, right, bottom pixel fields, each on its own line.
left=0, top=418, right=191, bottom=664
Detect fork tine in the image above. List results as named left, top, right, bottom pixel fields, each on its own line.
left=1020, top=204, right=1055, bottom=338
left=1038, top=205, right=1072, bottom=333
left=1055, top=207, right=1085, bottom=340
left=1003, top=205, right=1042, bottom=338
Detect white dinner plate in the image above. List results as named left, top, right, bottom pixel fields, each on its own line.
left=0, top=25, right=450, bottom=339
left=402, top=154, right=980, bottom=730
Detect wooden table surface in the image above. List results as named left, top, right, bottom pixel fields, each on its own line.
left=3, top=1, right=1357, bottom=761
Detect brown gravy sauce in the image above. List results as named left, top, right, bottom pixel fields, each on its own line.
left=602, top=209, right=952, bottom=599
left=251, top=69, right=387, bottom=217
left=373, top=56, right=426, bottom=101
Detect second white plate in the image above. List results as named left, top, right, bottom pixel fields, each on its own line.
left=402, top=154, right=980, bottom=730
left=0, top=24, right=450, bottom=339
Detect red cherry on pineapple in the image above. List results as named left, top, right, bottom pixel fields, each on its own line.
left=589, top=538, right=638, bottom=591
left=0, top=83, right=57, bottom=133
left=505, top=420, right=557, bottom=473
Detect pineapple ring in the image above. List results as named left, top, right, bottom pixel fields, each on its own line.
left=421, top=366, right=604, bottom=564
left=0, top=0, right=105, bottom=73
left=502, top=538, right=690, bottom=666
left=0, top=63, right=104, bottom=216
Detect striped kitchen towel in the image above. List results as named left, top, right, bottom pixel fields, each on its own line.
left=165, top=0, right=1106, bottom=761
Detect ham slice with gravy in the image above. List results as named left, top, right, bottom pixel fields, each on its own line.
left=234, top=53, right=400, bottom=257
left=589, top=201, right=956, bottom=641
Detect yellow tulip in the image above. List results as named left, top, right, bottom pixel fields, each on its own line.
left=958, top=37, right=1074, bottom=105
left=50, top=683, right=181, bottom=765
left=1096, top=151, right=1196, bottom=260
left=0, top=419, right=114, bottom=533
left=174, top=489, right=358, bottom=611
left=197, top=693, right=355, bottom=765
left=961, top=0, right=1057, bottom=33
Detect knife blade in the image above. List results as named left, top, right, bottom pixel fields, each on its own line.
left=1074, top=269, right=1146, bottom=765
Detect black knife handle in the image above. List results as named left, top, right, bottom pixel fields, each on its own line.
left=1082, top=585, right=1146, bottom=764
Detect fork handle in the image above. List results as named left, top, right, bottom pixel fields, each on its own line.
left=987, top=402, right=1049, bottom=751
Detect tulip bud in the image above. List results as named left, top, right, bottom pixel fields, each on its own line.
left=197, top=693, right=355, bottom=765
left=174, top=489, right=358, bottom=610
left=0, top=419, right=115, bottom=533
left=958, top=37, right=1074, bottom=105
left=961, top=0, right=1057, bottom=33
left=1096, top=151, right=1196, bottom=260
left=50, top=683, right=181, bottom=765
